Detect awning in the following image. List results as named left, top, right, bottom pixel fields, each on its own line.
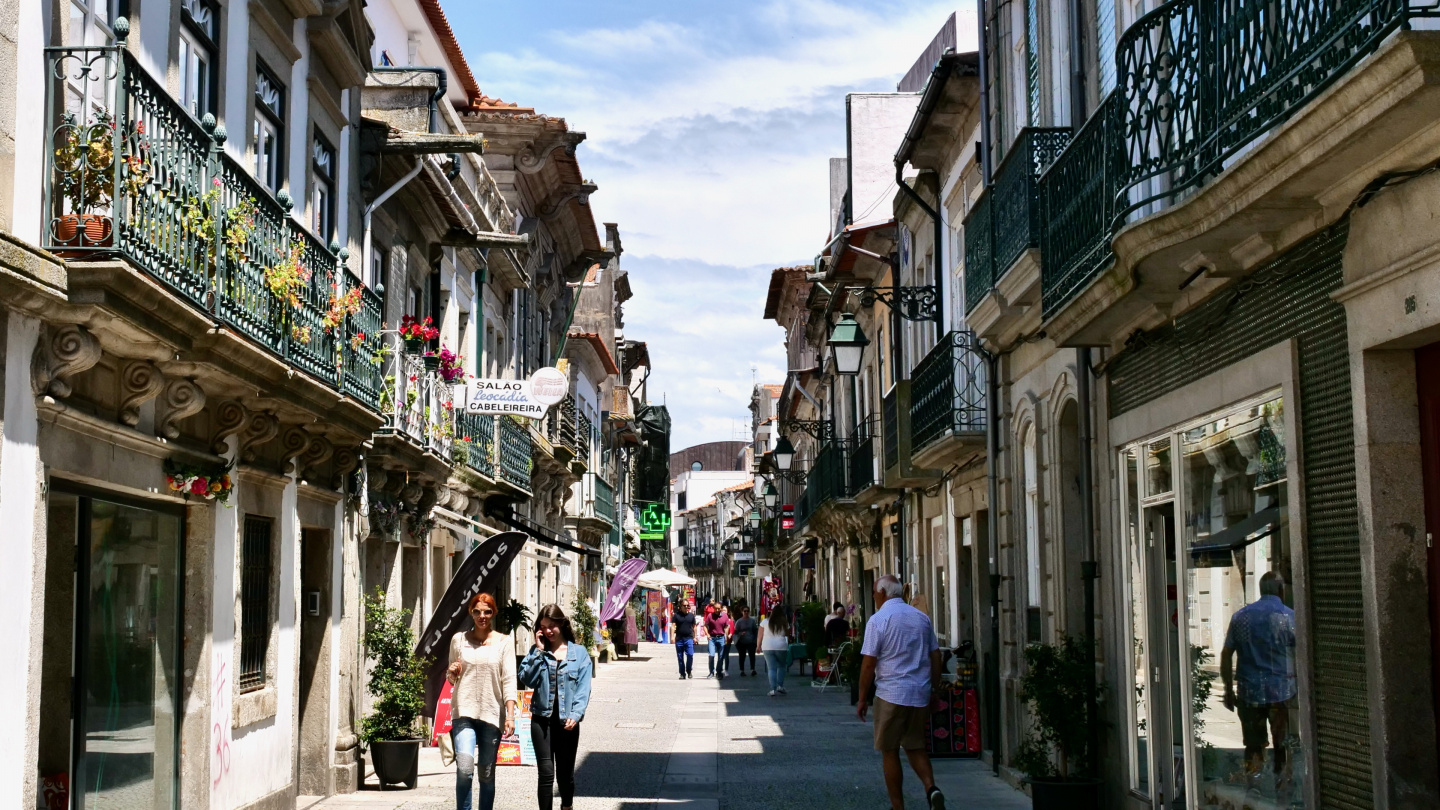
left=484, top=504, right=602, bottom=558
left=432, top=506, right=499, bottom=550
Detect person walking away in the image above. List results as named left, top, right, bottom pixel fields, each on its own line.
left=826, top=602, right=850, bottom=648
left=757, top=605, right=791, bottom=696
left=733, top=606, right=759, bottom=676
left=672, top=600, right=697, bottom=679
left=519, top=604, right=593, bottom=810
left=1221, top=571, right=1297, bottom=787
left=446, top=593, right=517, bottom=810
left=856, top=575, right=946, bottom=810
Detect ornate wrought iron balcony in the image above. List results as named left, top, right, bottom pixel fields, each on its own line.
left=453, top=411, right=497, bottom=479
left=910, top=331, right=988, bottom=454
left=1037, top=0, right=1440, bottom=318
left=43, top=30, right=382, bottom=411
left=962, top=128, right=1071, bottom=314
left=497, top=415, right=533, bottom=493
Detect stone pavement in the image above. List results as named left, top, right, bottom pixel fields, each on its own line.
left=302, top=642, right=1029, bottom=810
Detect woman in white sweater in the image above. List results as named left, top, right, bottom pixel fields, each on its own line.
left=446, top=592, right=517, bottom=810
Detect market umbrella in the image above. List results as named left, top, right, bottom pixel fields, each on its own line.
left=635, top=568, right=697, bottom=589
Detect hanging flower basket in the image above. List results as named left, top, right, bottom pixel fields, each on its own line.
left=398, top=315, right=438, bottom=354
left=422, top=352, right=441, bottom=372
left=163, top=458, right=234, bottom=506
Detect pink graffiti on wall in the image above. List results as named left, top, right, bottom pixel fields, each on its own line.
left=211, top=656, right=232, bottom=791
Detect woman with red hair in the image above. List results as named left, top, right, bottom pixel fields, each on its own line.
left=445, top=592, right=516, bottom=810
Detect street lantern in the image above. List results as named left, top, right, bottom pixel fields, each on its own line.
left=748, top=509, right=762, bottom=530
left=828, top=312, right=869, bottom=376
left=763, top=482, right=778, bottom=508
left=774, top=436, right=796, bottom=471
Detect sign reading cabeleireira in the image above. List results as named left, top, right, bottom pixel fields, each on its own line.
left=464, top=368, right=569, bottom=418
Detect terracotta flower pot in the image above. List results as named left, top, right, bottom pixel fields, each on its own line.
left=53, top=213, right=113, bottom=256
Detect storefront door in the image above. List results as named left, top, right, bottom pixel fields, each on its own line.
left=1121, top=394, right=1307, bottom=809
left=52, top=489, right=184, bottom=810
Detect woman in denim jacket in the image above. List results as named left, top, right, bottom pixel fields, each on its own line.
left=518, top=604, right=593, bottom=810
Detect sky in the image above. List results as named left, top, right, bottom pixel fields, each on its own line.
left=446, top=0, right=965, bottom=450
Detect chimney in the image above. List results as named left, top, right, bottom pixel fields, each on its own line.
left=604, top=222, right=623, bottom=257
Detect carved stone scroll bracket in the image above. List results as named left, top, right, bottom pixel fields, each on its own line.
left=120, top=361, right=165, bottom=427
left=31, top=325, right=102, bottom=399
left=239, top=412, right=280, bottom=464
left=160, top=377, right=207, bottom=440
left=417, top=485, right=439, bottom=517
left=381, top=468, right=407, bottom=497
left=300, top=434, right=334, bottom=479
left=210, top=401, right=249, bottom=453
left=400, top=482, right=424, bottom=508
left=333, top=447, right=360, bottom=491
left=280, top=425, right=314, bottom=476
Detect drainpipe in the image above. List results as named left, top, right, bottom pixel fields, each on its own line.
left=986, top=351, right=1002, bottom=774
left=362, top=159, right=425, bottom=312
left=1078, top=347, right=1099, bottom=775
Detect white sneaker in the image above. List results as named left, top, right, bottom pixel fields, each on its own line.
left=768, top=690, right=776, bottom=697
left=777, top=686, right=787, bottom=695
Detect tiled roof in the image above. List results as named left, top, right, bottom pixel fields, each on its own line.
left=417, top=0, right=482, bottom=105
left=763, top=266, right=811, bottom=320
left=719, top=481, right=754, bottom=494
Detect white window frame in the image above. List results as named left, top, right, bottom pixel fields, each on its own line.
left=253, top=64, right=285, bottom=194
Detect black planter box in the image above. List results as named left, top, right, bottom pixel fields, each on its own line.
left=1029, top=776, right=1102, bottom=810
left=369, top=739, right=421, bottom=789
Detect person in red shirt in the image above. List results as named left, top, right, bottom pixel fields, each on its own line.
left=704, top=606, right=733, bottom=679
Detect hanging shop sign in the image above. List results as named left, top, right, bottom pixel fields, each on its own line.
left=781, top=503, right=795, bottom=531
left=733, top=552, right=755, bottom=562
left=463, top=367, right=568, bottom=418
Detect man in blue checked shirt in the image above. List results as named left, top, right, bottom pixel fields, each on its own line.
left=1222, top=570, right=1297, bottom=782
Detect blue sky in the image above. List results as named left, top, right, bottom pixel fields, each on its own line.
left=446, top=0, right=962, bottom=450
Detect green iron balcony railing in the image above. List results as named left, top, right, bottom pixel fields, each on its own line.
left=962, top=127, right=1071, bottom=314
left=1038, top=0, right=1440, bottom=318
left=910, top=331, right=988, bottom=453
left=453, top=410, right=497, bottom=480
left=578, top=411, right=593, bottom=466
left=43, top=28, right=381, bottom=411
left=379, top=352, right=453, bottom=455
left=497, top=415, right=533, bottom=493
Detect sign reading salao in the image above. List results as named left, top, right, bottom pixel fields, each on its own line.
left=464, top=368, right=569, bottom=419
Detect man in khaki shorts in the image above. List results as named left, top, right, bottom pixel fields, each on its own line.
left=857, top=575, right=945, bottom=810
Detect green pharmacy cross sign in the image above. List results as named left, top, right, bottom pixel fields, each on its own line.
left=639, top=504, right=671, bottom=534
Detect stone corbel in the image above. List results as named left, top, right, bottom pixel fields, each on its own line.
left=280, top=425, right=314, bottom=475
left=239, top=412, right=281, bottom=464
left=515, top=137, right=579, bottom=175
left=31, top=324, right=102, bottom=399
left=333, top=447, right=360, bottom=491
left=119, top=360, right=165, bottom=427
left=301, top=434, right=334, bottom=479
left=210, top=401, right=249, bottom=454
left=416, top=485, right=439, bottom=516
left=159, top=377, right=206, bottom=440
left=381, top=468, right=407, bottom=496
left=400, top=481, right=424, bottom=507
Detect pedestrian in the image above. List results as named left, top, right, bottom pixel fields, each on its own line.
left=445, top=592, right=517, bottom=810
left=672, top=600, right=697, bottom=679
left=732, top=606, right=759, bottom=676
left=1221, top=571, right=1297, bottom=785
left=705, top=605, right=733, bottom=678
left=757, top=604, right=791, bottom=696
left=826, top=602, right=850, bottom=647
left=856, top=575, right=946, bottom=810
left=518, top=604, right=593, bottom=810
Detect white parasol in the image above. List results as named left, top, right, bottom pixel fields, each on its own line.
left=635, top=568, right=697, bottom=589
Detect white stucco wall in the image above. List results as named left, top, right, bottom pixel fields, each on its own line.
left=846, top=93, right=919, bottom=225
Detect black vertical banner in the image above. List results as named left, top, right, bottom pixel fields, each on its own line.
left=415, top=530, right=528, bottom=718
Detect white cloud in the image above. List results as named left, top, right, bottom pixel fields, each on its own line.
left=460, top=0, right=967, bottom=448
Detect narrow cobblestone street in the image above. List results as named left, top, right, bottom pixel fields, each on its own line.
left=303, top=643, right=1029, bottom=810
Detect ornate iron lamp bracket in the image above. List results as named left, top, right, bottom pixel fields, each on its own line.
left=764, top=469, right=809, bottom=485
left=855, top=284, right=941, bottom=323
left=779, top=419, right=833, bottom=442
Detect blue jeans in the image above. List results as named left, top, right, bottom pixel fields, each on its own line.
left=708, top=637, right=728, bottom=674
left=675, top=638, right=694, bottom=676
left=451, top=717, right=500, bottom=810
left=764, top=650, right=788, bottom=691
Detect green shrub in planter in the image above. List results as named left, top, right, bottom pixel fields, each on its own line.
left=1013, top=636, right=1095, bottom=779
left=359, top=590, right=428, bottom=745
left=795, top=600, right=828, bottom=661
left=570, top=590, right=598, bottom=657
left=496, top=599, right=533, bottom=636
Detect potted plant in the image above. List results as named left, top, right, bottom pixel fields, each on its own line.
left=1013, top=636, right=1102, bottom=809
left=52, top=108, right=151, bottom=250
left=436, top=345, right=466, bottom=384
left=398, top=315, right=438, bottom=354
left=497, top=598, right=534, bottom=670
left=570, top=590, right=599, bottom=676
left=359, top=591, right=429, bottom=789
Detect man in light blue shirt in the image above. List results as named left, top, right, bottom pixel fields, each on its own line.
left=1222, top=570, right=1297, bottom=780
left=858, top=575, right=945, bottom=810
